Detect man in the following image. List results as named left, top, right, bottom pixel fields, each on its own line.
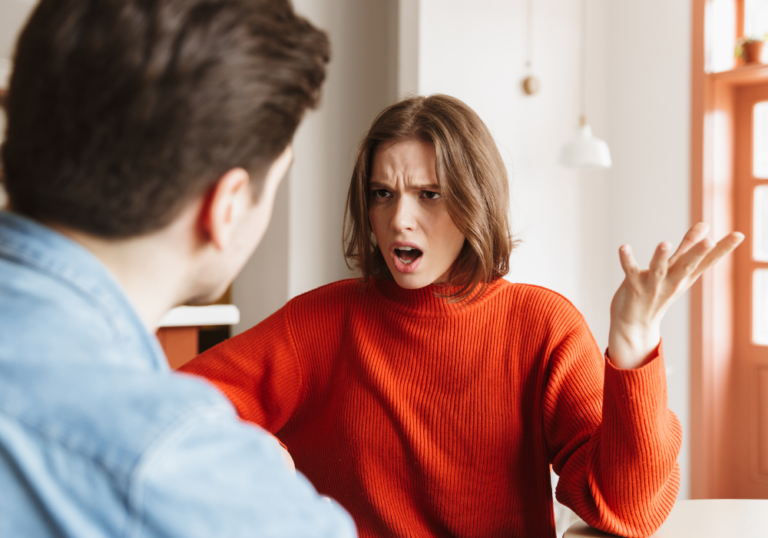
left=0, top=1, right=355, bottom=536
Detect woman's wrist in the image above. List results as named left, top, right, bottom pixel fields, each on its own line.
left=607, top=320, right=661, bottom=370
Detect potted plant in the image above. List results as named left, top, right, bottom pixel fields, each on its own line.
left=736, top=34, right=767, bottom=64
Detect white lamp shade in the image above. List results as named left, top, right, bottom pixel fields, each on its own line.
left=560, top=123, right=612, bottom=169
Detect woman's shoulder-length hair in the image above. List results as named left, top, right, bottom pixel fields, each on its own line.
left=343, top=94, right=517, bottom=302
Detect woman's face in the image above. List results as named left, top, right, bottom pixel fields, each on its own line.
left=368, top=139, right=466, bottom=289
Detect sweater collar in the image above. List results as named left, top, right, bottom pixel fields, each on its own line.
left=370, top=276, right=508, bottom=318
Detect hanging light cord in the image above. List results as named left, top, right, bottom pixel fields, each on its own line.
left=526, top=0, right=534, bottom=72
left=579, top=0, right=587, bottom=126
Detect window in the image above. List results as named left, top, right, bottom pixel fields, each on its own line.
left=745, top=0, right=768, bottom=37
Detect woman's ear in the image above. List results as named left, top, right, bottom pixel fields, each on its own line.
left=201, top=167, right=252, bottom=250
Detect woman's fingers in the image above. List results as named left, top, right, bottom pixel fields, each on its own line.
left=668, top=222, right=710, bottom=266
left=618, top=244, right=640, bottom=279
left=648, top=242, right=673, bottom=286
left=689, top=232, right=745, bottom=282
left=667, top=236, right=714, bottom=283
left=669, top=231, right=745, bottom=285
left=612, top=228, right=744, bottom=341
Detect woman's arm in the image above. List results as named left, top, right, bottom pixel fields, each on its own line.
left=549, top=223, right=743, bottom=537
left=179, top=303, right=304, bottom=433
left=545, top=322, right=681, bottom=538
left=608, top=222, right=743, bottom=369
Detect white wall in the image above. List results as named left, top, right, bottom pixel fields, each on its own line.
left=605, top=0, right=693, bottom=499
left=415, top=0, right=613, bottom=344
left=288, top=0, right=398, bottom=299
left=0, top=0, right=36, bottom=209
left=0, top=0, right=33, bottom=59
left=232, top=0, right=398, bottom=332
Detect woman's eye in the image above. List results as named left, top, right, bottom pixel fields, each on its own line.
left=372, top=189, right=391, bottom=199
left=422, top=190, right=441, bottom=200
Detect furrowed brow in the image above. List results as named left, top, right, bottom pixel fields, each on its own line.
left=368, top=181, right=440, bottom=190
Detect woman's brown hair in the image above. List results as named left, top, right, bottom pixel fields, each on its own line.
left=344, top=94, right=516, bottom=302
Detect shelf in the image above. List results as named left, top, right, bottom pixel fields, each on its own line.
left=158, top=304, right=240, bottom=328
left=709, top=63, right=768, bottom=85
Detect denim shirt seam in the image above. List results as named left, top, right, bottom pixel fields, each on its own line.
left=0, top=406, right=136, bottom=486
left=124, top=404, right=232, bottom=538
left=0, top=225, right=166, bottom=370
left=0, top=243, right=128, bottom=340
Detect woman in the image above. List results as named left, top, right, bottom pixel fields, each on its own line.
left=180, top=95, right=742, bottom=538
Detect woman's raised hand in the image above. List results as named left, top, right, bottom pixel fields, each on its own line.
left=607, top=223, right=744, bottom=370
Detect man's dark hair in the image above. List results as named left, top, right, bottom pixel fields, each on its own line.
left=1, top=0, right=329, bottom=238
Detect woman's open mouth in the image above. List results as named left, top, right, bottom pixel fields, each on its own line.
left=391, top=244, right=423, bottom=273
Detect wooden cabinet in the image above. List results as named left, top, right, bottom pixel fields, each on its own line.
left=156, top=305, right=239, bottom=370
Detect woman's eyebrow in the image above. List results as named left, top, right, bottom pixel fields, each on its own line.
left=368, top=181, right=440, bottom=190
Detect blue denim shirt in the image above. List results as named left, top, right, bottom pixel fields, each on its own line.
left=0, top=210, right=356, bottom=538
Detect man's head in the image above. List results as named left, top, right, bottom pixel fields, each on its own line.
left=1, top=0, right=328, bottom=311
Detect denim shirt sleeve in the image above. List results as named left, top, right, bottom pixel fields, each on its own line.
left=126, top=408, right=357, bottom=538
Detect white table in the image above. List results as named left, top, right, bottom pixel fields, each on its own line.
left=159, top=304, right=240, bottom=328
left=564, top=499, right=768, bottom=538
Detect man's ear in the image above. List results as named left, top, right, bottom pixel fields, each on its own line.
left=201, top=167, right=252, bottom=250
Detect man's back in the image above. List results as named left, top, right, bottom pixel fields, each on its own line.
left=0, top=211, right=355, bottom=537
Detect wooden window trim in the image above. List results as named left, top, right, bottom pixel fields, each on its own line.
left=737, top=0, right=745, bottom=42
left=691, top=0, right=768, bottom=498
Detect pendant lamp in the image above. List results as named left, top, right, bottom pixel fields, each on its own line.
left=560, top=0, right=611, bottom=169
left=522, top=0, right=539, bottom=95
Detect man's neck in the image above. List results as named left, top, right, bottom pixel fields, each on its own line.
left=51, top=222, right=196, bottom=332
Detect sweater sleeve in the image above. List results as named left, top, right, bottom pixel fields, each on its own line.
left=178, top=304, right=303, bottom=434
left=544, top=322, right=681, bottom=538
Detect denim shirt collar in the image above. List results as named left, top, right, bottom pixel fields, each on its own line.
left=0, top=210, right=168, bottom=372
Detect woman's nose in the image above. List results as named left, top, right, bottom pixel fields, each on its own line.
left=391, top=196, right=416, bottom=232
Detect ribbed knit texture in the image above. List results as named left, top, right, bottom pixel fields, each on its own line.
left=180, top=278, right=681, bottom=538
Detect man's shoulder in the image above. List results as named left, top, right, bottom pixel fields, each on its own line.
left=0, top=361, right=234, bottom=478
left=0, top=362, right=357, bottom=537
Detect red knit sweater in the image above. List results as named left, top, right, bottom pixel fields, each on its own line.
left=180, top=278, right=681, bottom=538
